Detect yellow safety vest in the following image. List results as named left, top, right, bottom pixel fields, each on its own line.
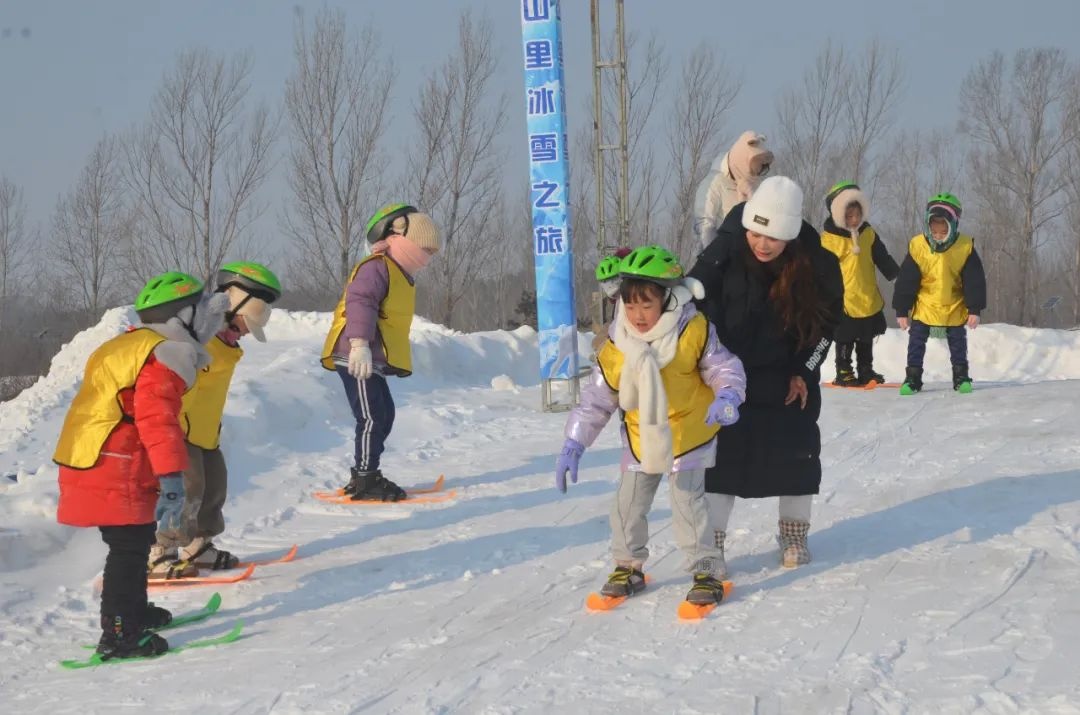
left=53, top=328, right=166, bottom=469
left=820, top=226, right=884, bottom=318
left=180, top=336, right=243, bottom=450
left=321, top=254, right=416, bottom=377
left=597, top=314, right=719, bottom=462
left=909, top=233, right=974, bottom=327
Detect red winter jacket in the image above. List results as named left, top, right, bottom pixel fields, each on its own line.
left=57, top=355, right=190, bottom=527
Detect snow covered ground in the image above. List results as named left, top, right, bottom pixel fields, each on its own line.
left=2, top=308, right=1080, bottom=713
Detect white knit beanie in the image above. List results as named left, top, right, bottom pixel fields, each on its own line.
left=741, top=176, right=804, bottom=241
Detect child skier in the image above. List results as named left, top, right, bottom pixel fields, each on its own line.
left=150, top=262, right=282, bottom=576
left=892, top=193, right=987, bottom=394
left=321, top=206, right=440, bottom=501
left=555, top=245, right=747, bottom=606
left=591, top=247, right=632, bottom=354
left=820, top=181, right=899, bottom=386
left=54, top=273, right=228, bottom=659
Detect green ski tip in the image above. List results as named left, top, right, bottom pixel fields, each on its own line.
left=899, top=384, right=917, bottom=396
left=956, top=381, right=973, bottom=394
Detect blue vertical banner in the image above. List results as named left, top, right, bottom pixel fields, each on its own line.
left=521, top=0, right=578, bottom=381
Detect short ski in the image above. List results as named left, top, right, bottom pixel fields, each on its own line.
left=314, top=490, right=457, bottom=506
left=584, top=576, right=651, bottom=612
left=61, top=621, right=244, bottom=669
left=80, top=593, right=224, bottom=649
left=148, top=563, right=255, bottom=588
left=823, top=381, right=901, bottom=391
left=312, top=475, right=446, bottom=502
left=677, top=581, right=734, bottom=621
left=235, top=544, right=298, bottom=568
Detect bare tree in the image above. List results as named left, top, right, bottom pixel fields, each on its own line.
left=959, top=48, right=1080, bottom=325
left=1064, top=132, right=1080, bottom=326
left=0, top=176, right=32, bottom=340
left=666, top=43, right=740, bottom=262
left=125, top=48, right=276, bottom=285
left=775, top=41, right=849, bottom=217
left=49, top=136, right=131, bottom=320
left=408, top=11, right=507, bottom=329
left=841, top=40, right=904, bottom=183
left=284, top=8, right=395, bottom=301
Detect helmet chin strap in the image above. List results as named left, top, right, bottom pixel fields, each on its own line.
left=180, top=303, right=200, bottom=343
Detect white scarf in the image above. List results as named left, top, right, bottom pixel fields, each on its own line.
left=612, top=284, right=694, bottom=474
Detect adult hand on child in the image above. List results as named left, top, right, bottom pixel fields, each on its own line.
left=348, top=339, right=373, bottom=380
left=897, top=316, right=909, bottom=331
left=785, top=376, right=808, bottom=410
left=705, top=389, right=741, bottom=426
left=555, top=438, right=585, bottom=493
left=155, top=474, right=185, bottom=532
left=967, top=314, right=979, bottom=330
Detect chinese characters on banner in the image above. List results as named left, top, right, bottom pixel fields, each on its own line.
left=521, top=0, right=578, bottom=381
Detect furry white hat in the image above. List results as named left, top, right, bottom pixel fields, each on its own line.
left=741, top=176, right=804, bottom=242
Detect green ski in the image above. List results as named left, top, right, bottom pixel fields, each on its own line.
left=61, top=621, right=243, bottom=669
left=79, top=593, right=224, bottom=649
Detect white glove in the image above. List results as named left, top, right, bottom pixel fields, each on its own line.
left=348, top=339, right=373, bottom=379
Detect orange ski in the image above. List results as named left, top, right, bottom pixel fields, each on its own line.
left=148, top=563, right=255, bottom=588
left=823, top=381, right=901, bottom=391
left=313, top=490, right=457, bottom=506
left=312, top=475, right=446, bottom=501
left=584, top=575, right=651, bottom=612
left=235, top=544, right=298, bottom=568
left=677, top=581, right=733, bottom=621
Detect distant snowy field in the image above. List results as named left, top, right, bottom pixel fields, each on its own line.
left=2, top=308, right=1080, bottom=713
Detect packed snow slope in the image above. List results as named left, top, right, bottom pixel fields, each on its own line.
left=2, top=308, right=1080, bottom=713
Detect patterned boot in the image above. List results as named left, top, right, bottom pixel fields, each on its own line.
left=778, top=519, right=812, bottom=568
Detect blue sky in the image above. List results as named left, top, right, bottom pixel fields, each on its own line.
left=1, top=0, right=1077, bottom=237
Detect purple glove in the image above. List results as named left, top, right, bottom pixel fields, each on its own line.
left=555, top=438, right=585, bottom=493
left=705, top=389, right=741, bottom=426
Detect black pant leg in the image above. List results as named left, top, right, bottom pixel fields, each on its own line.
left=99, top=523, right=155, bottom=619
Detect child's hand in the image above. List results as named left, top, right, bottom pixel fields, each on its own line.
left=155, top=474, right=186, bottom=532
left=967, top=315, right=979, bottom=330
left=705, top=389, right=741, bottom=426
left=348, top=339, right=373, bottom=380
left=555, top=438, right=585, bottom=493
left=897, top=316, right=909, bottom=331
left=785, top=376, right=808, bottom=410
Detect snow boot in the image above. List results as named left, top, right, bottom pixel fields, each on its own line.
left=346, top=468, right=407, bottom=502
left=952, top=363, right=973, bottom=394
left=96, top=614, right=168, bottom=660
left=147, top=544, right=198, bottom=580
left=143, top=602, right=173, bottom=629
left=899, top=366, right=923, bottom=396
left=685, top=556, right=729, bottom=605
left=778, top=519, right=812, bottom=568
left=179, top=537, right=239, bottom=571
left=599, top=565, right=647, bottom=598
left=833, top=343, right=859, bottom=386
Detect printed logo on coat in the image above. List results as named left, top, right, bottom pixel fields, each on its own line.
left=753, top=215, right=770, bottom=227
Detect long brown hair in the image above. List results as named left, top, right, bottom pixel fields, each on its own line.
left=767, top=240, right=827, bottom=350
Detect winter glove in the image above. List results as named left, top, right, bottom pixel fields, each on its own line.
left=154, top=474, right=185, bottom=532
left=705, top=388, right=741, bottom=426
left=555, top=438, right=585, bottom=493
left=348, top=338, right=373, bottom=380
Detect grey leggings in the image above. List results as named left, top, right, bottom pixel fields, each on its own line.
left=705, top=493, right=813, bottom=531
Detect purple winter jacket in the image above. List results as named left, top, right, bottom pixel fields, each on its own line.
left=331, top=256, right=415, bottom=369
left=565, top=303, right=747, bottom=473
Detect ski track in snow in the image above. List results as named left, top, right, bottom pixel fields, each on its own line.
left=2, top=311, right=1080, bottom=713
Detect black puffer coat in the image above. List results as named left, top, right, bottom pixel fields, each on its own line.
left=688, top=203, right=844, bottom=498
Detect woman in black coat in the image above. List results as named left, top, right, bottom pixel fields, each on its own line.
left=687, top=176, right=844, bottom=574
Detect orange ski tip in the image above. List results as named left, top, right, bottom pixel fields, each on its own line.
left=148, top=563, right=255, bottom=588
left=677, top=600, right=717, bottom=621
left=585, top=592, right=627, bottom=611
left=722, top=580, right=734, bottom=598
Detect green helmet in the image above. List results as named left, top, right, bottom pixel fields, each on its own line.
left=366, top=203, right=418, bottom=243
left=217, top=261, right=282, bottom=303
left=825, top=180, right=859, bottom=209
left=927, top=192, right=962, bottom=216
left=619, top=245, right=684, bottom=285
left=595, top=255, right=622, bottom=282
left=135, top=271, right=204, bottom=323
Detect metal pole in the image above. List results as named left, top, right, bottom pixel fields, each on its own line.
left=590, top=0, right=605, bottom=264
left=615, top=0, right=631, bottom=251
